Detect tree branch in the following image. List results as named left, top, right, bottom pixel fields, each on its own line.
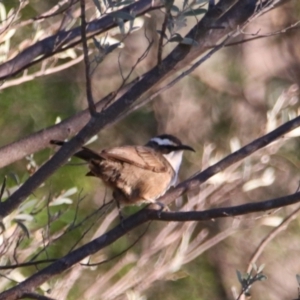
left=0, top=0, right=163, bottom=79
left=80, top=0, right=96, bottom=115
left=0, top=0, right=260, bottom=220
left=1, top=190, right=300, bottom=300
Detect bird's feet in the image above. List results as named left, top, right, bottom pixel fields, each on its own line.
left=148, top=201, right=169, bottom=218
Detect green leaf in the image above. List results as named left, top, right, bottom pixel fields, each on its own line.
left=183, top=0, right=189, bottom=9
left=15, top=220, right=30, bottom=238
left=256, top=274, right=267, bottom=281
left=195, top=0, right=208, bottom=4
left=183, top=8, right=207, bottom=16
left=257, top=263, right=265, bottom=273
left=50, top=198, right=73, bottom=206
left=251, top=262, right=257, bottom=272
left=8, top=172, right=20, bottom=185
left=106, top=43, right=121, bottom=53
left=180, top=37, right=198, bottom=46
left=171, top=5, right=180, bottom=13
left=169, top=33, right=183, bottom=42
left=236, top=270, right=243, bottom=284
left=14, top=213, right=34, bottom=221
left=116, top=18, right=125, bottom=35
left=19, top=199, right=38, bottom=212
left=93, top=37, right=103, bottom=51
left=110, top=11, right=135, bottom=21
left=60, top=187, right=78, bottom=198
left=93, top=0, right=102, bottom=14
left=114, top=0, right=134, bottom=7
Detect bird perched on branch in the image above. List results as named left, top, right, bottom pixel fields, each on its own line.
left=50, top=134, right=194, bottom=208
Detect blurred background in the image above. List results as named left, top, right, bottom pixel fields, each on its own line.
left=1, top=0, right=300, bottom=299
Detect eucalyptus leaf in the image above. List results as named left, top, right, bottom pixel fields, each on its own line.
left=15, top=220, right=30, bottom=238
left=50, top=198, right=73, bottom=206
left=93, top=0, right=102, bottom=14
left=169, top=33, right=183, bottom=42
left=180, top=37, right=198, bottom=46
left=257, top=274, right=267, bottom=281
left=60, top=187, right=78, bottom=198
left=106, top=43, right=121, bottom=53
left=171, top=5, right=180, bottom=13
left=93, top=37, right=103, bottom=51
left=183, top=0, right=189, bottom=9
left=236, top=270, right=243, bottom=284
left=113, top=0, right=134, bottom=7
left=183, top=8, right=207, bottom=16
left=257, top=263, right=265, bottom=273
left=19, top=199, right=38, bottom=212
left=251, top=262, right=258, bottom=272
left=14, top=213, right=34, bottom=221
left=110, top=11, right=135, bottom=21
left=195, top=0, right=208, bottom=3
left=116, top=18, right=125, bottom=35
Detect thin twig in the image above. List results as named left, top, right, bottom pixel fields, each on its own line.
left=80, top=0, right=96, bottom=115
left=225, top=20, right=300, bottom=47
left=118, top=32, right=233, bottom=120
left=21, top=292, right=56, bottom=300
left=157, top=3, right=172, bottom=65
left=82, top=221, right=152, bottom=267
left=246, top=205, right=300, bottom=274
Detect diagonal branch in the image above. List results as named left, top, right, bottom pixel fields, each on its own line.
left=1, top=189, right=300, bottom=299
left=0, top=0, right=285, bottom=220
left=159, top=115, right=300, bottom=206
left=0, top=0, right=163, bottom=79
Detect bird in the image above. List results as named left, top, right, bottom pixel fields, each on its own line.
left=50, top=134, right=194, bottom=208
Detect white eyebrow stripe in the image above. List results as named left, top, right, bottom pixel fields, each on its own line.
left=150, top=138, right=177, bottom=146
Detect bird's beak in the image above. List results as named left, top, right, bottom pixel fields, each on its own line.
left=179, top=144, right=195, bottom=152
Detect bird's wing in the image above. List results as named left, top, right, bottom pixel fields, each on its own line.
left=75, top=147, right=104, bottom=161
left=100, top=146, right=168, bottom=173
left=50, top=140, right=104, bottom=161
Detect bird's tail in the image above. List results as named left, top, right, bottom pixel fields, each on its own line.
left=50, top=140, right=103, bottom=161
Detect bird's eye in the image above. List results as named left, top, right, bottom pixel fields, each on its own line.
left=161, top=146, right=174, bottom=154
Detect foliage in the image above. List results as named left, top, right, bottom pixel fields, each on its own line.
left=0, top=0, right=299, bottom=300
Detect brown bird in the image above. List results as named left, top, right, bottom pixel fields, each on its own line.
left=51, top=134, right=194, bottom=207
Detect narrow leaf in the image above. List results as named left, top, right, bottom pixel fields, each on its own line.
left=169, top=33, right=183, bottom=42
left=236, top=270, right=243, bottom=284
left=183, top=8, right=207, bottom=16
left=257, top=263, right=265, bottom=273
left=171, top=5, right=180, bottom=13
left=110, top=11, right=135, bottom=21
left=50, top=197, right=73, bottom=206
left=93, top=0, right=102, bottom=14
left=180, top=37, right=198, bottom=46
left=15, top=220, right=30, bottom=238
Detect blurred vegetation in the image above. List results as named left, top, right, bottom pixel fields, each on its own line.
left=1, top=0, right=300, bottom=300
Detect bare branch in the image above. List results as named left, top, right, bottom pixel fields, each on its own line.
left=158, top=114, right=300, bottom=206
left=80, top=0, right=96, bottom=115
left=246, top=205, right=300, bottom=274
left=2, top=189, right=300, bottom=300
left=0, top=0, right=285, bottom=171
left=20, top=292, right=56, bottom=300
left=0, top=0, right=163, bottom=79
